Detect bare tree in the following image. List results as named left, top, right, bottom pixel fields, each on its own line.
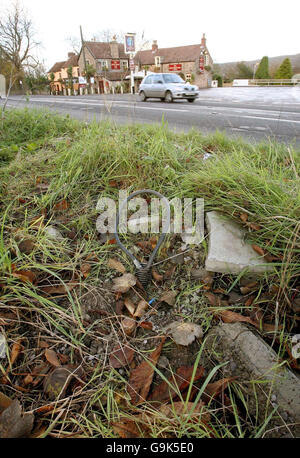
left=65, top=35, right=81, bottom=54
left=0, top=1, right=40, bottom=116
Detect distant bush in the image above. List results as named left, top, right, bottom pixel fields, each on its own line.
left=213, top=74, right=223, bottom=87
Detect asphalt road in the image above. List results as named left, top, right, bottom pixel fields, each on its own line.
left=2, top=87, right=300, bottom=145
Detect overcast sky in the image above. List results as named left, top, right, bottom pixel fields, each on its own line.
left=1, top=0, right=299, bottom=69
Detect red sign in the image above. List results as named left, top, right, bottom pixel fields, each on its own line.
left=199, top=56, right=204, bottom=73
left=168, top=64, right=182, bottom=72
left=111, top=60, right=120, bottom=70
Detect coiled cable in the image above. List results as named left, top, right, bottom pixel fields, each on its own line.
left=114, top=189, right=171, bottom=289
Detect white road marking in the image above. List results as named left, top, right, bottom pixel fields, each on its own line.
left=12, top=98, right=188, bottom=113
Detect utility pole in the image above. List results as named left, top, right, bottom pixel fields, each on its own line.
left=80, top=25, right=88, bottom=87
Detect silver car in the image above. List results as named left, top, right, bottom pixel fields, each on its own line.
left=139, top=73, right=199, bottom=103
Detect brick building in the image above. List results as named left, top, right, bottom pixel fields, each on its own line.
left=134, top=34, right=213, bottom=88
left=78, top=38, right=130, bottom=93
left=48, top=52, right=79, bottom=93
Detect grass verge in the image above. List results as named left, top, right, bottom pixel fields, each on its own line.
left=0, top=108, right=299, bottom=438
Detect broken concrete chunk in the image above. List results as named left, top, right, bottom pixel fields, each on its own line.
left=207, top=322, right=300, bottom=427
left=205, top=211, right=273, bottom=274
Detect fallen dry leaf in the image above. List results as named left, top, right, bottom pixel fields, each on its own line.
left=152, top=269, right=163, bottom=282
left=18, top=239, right=35, bottom=254
left=157, top=401, right=210, bottom=424
left=10, top=339, right=23, bottom=367
left=203, top=377, right=236, bottom=402
left=0, top=312, right=16, bottom=326
left=136, top=241, right=152, bottom=253
left=124, top=297, right=136, bottom=315
left=163, top=265, right=176, bottom=280
left=23, top=374, right=33, bottom=386
left=121, top=317, right=136, bottom=336
left=138, top=321, right=153, bottom=330
left=54, top=199, right=69, bottom=211
left=240, top=213, right=248, bottom=223
left=112, top=273, right=136, bottom=293
left=0, top=400, right=34, bottom=438
left=44, top=348, right=61, bottom=367
left=134, top=300, right=148, bottom=318
left=149, top=365, right=205, bottom=402
left=40, top=281, right=77, bottom=295
left=80, top=263, right=91, bottom=278
left=217, top=310, right=257, bottom=326
left=165, top=321, right=203, bottom=346
left=0, top=392, right=12, bottom=414
left=248, top=222, right=261, bottom=231
left=107, top=258, right=126, bottom=274
left=252, top=244, right=265, bottom=257
left=12, top=270, right=36, bottom=284
left=159, top=290, right=178, bottom=306
left=109, top=344, right=135, bottom=368
left=127, top=337, right=166, bottom=405
left=205, top=292, right=220, bottom=307
left=43, top=365, right=82, bottom=400
left=112, top=419, right=145, bottom=438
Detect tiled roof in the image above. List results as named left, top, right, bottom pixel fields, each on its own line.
left=102, top=71, right=130, bottom=81
left=135, top=44, right=204, bottom=65
left=85, top=41, right=128, bottom=59
left=62, top=54, right=79, bottom=68
left=48, top=61, right=66, bottom=73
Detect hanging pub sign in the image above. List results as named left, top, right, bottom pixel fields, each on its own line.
left=169, top=64, right=182, bottom=72
left=111, top=60, right=120, bottom=70
left=199, top=55, right=204, bottom=73
left=124, top=34, right=136, bottom=54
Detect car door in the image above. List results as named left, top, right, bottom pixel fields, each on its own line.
left=151, top=74, right=164, bottom=98
left=142, top=75, right=153, bottom=97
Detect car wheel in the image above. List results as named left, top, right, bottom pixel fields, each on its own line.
left=139, top=91, right=147, bottom=102
left=165, top=91, right=173, bottom=103
left=187, top=98, right=195, bottom=103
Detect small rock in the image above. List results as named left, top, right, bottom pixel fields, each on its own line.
left=158, top=356, right=169, bottom=368
left=44, top=225, right=64, bottom=241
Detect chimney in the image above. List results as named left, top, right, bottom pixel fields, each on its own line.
left=152, top=40, right=158, bottom=52
left=68, top=52, right=75, bottom=58
left=201, top=33, right=206, bottom=48
left=110, top=36, right=119, bottom=59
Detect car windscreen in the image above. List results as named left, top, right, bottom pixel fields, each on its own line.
left=163, top=74, right=185, bottom=84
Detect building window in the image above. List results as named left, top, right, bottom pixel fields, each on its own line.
left=155, top=56, right=161, bottom=66
left=86, top=60, right=90, bottom=66
left=204, top=54, right=209, bottom=66
left=122, top=60, right=128, bottom=70
left=98, top=59, right=109, bottom=71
